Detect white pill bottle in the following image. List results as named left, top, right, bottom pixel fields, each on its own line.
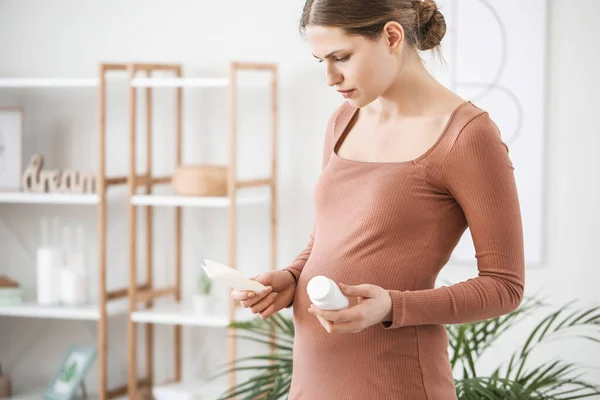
left=307, top=275, right=349, bottom=310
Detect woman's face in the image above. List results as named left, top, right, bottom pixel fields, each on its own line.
left=306, top=25, right=401, bottom=108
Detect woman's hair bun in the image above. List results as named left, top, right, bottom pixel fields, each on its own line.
left=414, top=0, right=446, bottom=51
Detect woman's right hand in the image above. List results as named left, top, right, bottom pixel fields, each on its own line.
left=231, top=270, right=296, bottom=319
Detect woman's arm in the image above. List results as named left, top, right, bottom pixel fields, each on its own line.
left=383, top=112, right=525, bottom=329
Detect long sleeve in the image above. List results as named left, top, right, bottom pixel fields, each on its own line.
left=282, top=105, right=343, bottom=282
left=383, top=113, right=525, bottom=329
left=283, top=230, right=315, bottom=283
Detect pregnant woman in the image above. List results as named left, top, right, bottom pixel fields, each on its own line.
left=232, top=0, right=525, bottom=398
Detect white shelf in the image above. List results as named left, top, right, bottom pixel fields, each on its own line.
left=0, top=78, right=98, bottom=88
left=130, top=76, right=269, bottom=88
left=153, top=377, right=228, bottom=400
left=1, top=389, right=128, bottom=400
left=0, top=191, right=99, bottom=205
left=0, top=75, right=271, bottom=89
left=130, top=77, right=229, bottom=88
left=130, top=301, right=256, bottom=327
left=0, top=299, right=128, bottom=321
left=130, top=193, right=269, bottom=208
left=1, top=389, right=46, bottom=400
left=0, top=390, right=44, bottom=400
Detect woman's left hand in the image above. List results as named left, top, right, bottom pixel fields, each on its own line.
left=308, top=283, right=393, bottom=333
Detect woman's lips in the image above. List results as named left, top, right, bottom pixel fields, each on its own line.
left=337, top=89, right=355, bottom=99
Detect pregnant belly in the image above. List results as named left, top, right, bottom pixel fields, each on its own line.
left=298, top=247, right=420, bottom=293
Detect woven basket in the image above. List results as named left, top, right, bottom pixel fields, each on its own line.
left=172, top=164, right=228, bottom=197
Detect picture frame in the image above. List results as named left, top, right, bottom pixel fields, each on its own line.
left=0, top=107, right=24, bottom=190
left=44, top=345, right=96, bottom=400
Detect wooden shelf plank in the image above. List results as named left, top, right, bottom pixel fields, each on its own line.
left=0, top=300, right=128, bottom=321
left=0, top=191, right=100, bottom=205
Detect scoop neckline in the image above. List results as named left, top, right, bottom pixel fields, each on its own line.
left=331, top=100, right=472, bottom=166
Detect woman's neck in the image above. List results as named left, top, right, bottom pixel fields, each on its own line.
left=365, top=51, right=458, bottom=122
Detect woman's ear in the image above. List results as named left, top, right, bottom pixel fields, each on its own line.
left=382, top=21, right=404, bottom=53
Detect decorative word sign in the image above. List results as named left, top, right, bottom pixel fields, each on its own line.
left=21, top=154, right=97, bottom=194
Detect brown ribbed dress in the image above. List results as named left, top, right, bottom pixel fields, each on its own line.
left=283, top=101, right=525, bottom=400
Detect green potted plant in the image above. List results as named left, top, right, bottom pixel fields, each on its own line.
left=210, top=296, right=600, bottom=400
left=193, top=269, right=213, bottom=315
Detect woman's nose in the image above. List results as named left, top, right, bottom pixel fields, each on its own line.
left=326, top=66, right=343, bottom=87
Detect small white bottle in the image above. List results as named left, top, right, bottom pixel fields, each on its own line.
left=36, top=217, right=61, bottom=306
left=59, top=224, right=88, bottom=306
left=307, top=275, right=349, bottom=310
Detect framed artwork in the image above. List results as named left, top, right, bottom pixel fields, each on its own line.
left=44, top=346, right=96, bottom=400
left=0, top=107, right=24, bottom=190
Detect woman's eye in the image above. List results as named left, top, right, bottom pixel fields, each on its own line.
left=317, top=55, right=350, bottom=63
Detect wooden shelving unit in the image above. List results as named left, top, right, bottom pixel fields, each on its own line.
left=0, top=68, right=135, bottom=399
left=124, top=61, right=279, bottom=398
left=0, top=61, right=278, bottom=399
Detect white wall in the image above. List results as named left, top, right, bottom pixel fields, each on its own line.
left=437, top=0, right=600, bottom=386
left=0, top=0, right=599, bottom=396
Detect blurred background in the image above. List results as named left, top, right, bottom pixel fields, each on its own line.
left=0, top=0, right=598, bottom=399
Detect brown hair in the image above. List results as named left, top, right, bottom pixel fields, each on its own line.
left=300, top=0, right=446, bottom=52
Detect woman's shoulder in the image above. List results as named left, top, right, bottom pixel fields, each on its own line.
left=452, top=101, right=488, bottom=126
left=452, top=102, right=505, bottom=145
left=322, top=101, right=357, bottom=148
left=442, top=102, right=512, bottom=170
left=326, top=101, right=355, bottom=132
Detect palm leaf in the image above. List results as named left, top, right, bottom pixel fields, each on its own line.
left=505, top=304, right=600, bottom=384
left=211, top=314, right=294, bottom=399
left=455, top=376, right=526, bottom=400
left=448, top=296, right=542, bottom=378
